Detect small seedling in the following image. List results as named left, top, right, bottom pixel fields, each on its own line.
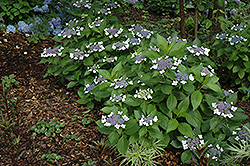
left=82, top=159, right=97, bottom=166
left=63, top=134, right=81, bottom=143
left=41, top=153, right=62, bottom=162
left=30, top=119, right=65, bottom=137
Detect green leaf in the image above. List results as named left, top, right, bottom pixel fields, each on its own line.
left=166, top=119, right=179, bottom=133
left=210, top=116, right=221, bottom=130
left=175, top=97, right=190, bottom=116
left=139, top=127, right=147, bottom=138
left=124, top=95, right=140, bottom=107
left=142, top=50, right=160, bottom=58
left=125, top=119, right=140, bottom=136
left=185, top=110, right=202, bottom=128
left=191, top=90, right=202, bottom=110
left=67, top=81, right=78, bottom=89
left=178, top=123, right=193, bottom=138
left=47, top=65, right=58, bottom=74
left=117, top=135, right=129, bottom=154
left=148, top=126, right=163, bottom=139
left=205, top=83, right=222, bottom=93
left=108, top=131, right=119, bottom=145
left=167, top=94, right=177, bottom=111
left=98, top=69, right=111, bottom=80
left=181, top=150, right=191, bottom=164
left=111, top=62, right=122, bottom=78
left=161, top=84, right=173, bottom=94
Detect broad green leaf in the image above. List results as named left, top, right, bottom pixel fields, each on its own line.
left=111, top=62, right=122, bottom=78
left=205, top=83, right=222, bottom=93
left=124, top=119, right=140, bottom=135
left=178, top=123, right=193, bottom=138
left=185, top=110, right=202, bottom=128
left=167, top=94, right=177, bottom=111
left=67, top=81, right=78, bottom=89
left=139, top=127, right=147, bottom=138
left=181, top=150, right=191, bottom=164
left=124, top=95, right=140, bottom=107
left=166, top=119, right=179, bottom=133
left=142, top=50, right=160, bottom=58
left=175, top=97, right=190, bottom=116
left=148, top=126, right=163, bottom=139
left=210, top=116, right=221, bottom=130
left=108, top=131, right=119, bottom=145
left=161, top=84, right=173, bottom=94
left=117, top=135, right=129, bottom=154
left=98, top=69, right=111, bottom=80
left=191, top=90, right=202, bottom=110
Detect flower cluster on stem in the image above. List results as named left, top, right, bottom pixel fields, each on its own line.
left=212, top=101, right=237, bottom=118
left=101, top=111, right=129, bottom=129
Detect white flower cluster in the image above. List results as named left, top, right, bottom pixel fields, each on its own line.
left=84, top=75, right=107, bottom=94
left=110, top=77, right=133, bottom=89
left=128, top=38, right=141, bottom=45
left=58, top=27, right=83, bottom=38
left=101, top=111, right=129, bottom=129
left=98, top=8, right=111, bottom=15
left=129, top=24, right=153, bottom=39
left=73, top=0, right=91, bottom=8
left=102, top=56, right=118, bottom=63
left=231, top=24, right=246, bottom=31
left=131, top=52, right=147, bottom=64
left=69, top=48, right=89, bottom=60
left=87, top=64, right=100, bottom=73
left=112, top=40, right=129, bottom=51
left=228, top=35, right=247, bottom=45
left=109, top=94, right=126, bottom=102
left=187, top=45, right=210, bottom=56
left=206, top=144, right=224, bottom=161
left=172, top=71, right=194, bottom=86
left=139, top=115, right=158, bottom=126
left=88, top=17, right=103, bottom=28
left=106, top=2, right=120, bottom=9
left=232, top=127, right=250, bottom=144
left=182, top=135, right=204, bottom=150
left=86, top=42, right=105, bottom=53
left=212, top=102, right=237, bottom=118
left=148, top=46, right=160, bottom=52
left=201, top=65, right=215, bottom=77
left=215, top=33, right=228, bottom=40
left=104, top=26, right=123, bottom=39
left=41, top=46, right=64, bottom=57
left=134, top=88, right=153, bottom=100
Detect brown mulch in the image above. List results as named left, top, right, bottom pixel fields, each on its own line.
left=0, top=5, right=250, bottom=166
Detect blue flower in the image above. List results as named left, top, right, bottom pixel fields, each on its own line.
left=230, top=8, right=237, bottom=15
left=6, top=25, right=16, bottom=33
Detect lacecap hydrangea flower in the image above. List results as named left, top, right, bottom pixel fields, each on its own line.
left=187, top=45, right=210, bottom=56
left=73, top=0, right=91, bottom=8
left=212, top=101, right=237, bottom=118
left=101, top=111, right=129, bottom=129
left=6, top=25, right=16, bottom=33
left=110, top=77, right=133, bottom=89
left=110, top=94, right=126, bottom=102
left=41, top=46, right=64, bottom=57
left=134, top=88, right=153, bottom=100
left=69, top=48, right=89, bottom=60
left=228, top=35, right=247, bottom=45
left=104, top=26, right=123, bottom=38
left=139, top=115, right=158, bottom=126
left=232, top=127, right=250, bottom=144
left=172, top=71, right=194, bottom=86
